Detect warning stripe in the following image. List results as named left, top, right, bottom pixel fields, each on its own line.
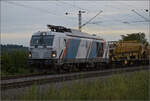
left=62, top=39, right=71, bottom=59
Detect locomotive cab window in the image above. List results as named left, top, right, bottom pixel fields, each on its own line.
left=31, top=35, right=54, bottom=46
left=43, top=35, right=54, bottom=46
left=31, top=36, right=41, bottom=45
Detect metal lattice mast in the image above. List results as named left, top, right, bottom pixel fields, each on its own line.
left=78, top=10, right=85, bottom=32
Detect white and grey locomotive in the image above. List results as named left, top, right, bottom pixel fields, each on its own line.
left=28, top=25, right=109, bottom=70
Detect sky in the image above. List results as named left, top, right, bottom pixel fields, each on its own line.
left=1, top=0, right=149, bottom=47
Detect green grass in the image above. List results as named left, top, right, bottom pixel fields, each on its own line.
left=3, top=70, right=149, bottom=100
left=1, top=50, right=31, bottom=76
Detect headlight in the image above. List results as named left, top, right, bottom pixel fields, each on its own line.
left=51, top=51, right=57, bottom=58
left=29, top=54, right=32, bottom=57
left=42, top=32, right=46, bottom=35
left=29, top=52, right=32, bottom=57
left=52, top=53, right=56, bottom=57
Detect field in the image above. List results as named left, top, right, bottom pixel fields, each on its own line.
left=1, top=45, right=149, bottom=100
left=3, top=70, right=149, bottom=100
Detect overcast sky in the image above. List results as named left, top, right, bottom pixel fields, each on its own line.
left=1, top=0, right=149, bottom=46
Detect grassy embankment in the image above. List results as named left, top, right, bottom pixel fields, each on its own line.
left=5, top=70, right=149, bottom=100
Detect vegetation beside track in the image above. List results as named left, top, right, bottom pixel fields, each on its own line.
left=1, top=45, right=31, bottom=76
left=6, top=70, right=149, bottom=100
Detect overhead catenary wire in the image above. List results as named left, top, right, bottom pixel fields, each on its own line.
left=91, top=1, right=149, bottom=25
left=131, top=9, right=150, bottom=22
left=88, top=9, right=149, bottom=26
left=5, top=1, right=59, bottom=16
left=3, top=1, right=149, bottom=32
left=56, top=0, right=89, bottom=12
left=81, top=10, right=103, bottom=27
left=4, top=0, right=79, bottom=26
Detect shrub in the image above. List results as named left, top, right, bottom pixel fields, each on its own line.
left=1, top=50, right=30, bottom=75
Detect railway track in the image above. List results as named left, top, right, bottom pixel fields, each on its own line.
left=1, top=65, right=149, bottom=90
left=1, top=72, right=53, bottom=80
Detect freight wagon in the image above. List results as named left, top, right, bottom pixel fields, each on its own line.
left=109, top=41, right=149, bottom=65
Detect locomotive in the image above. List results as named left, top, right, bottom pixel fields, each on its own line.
left=28, top=25, right=109, bottom=71
left=28, top=25, right=149, bottom=71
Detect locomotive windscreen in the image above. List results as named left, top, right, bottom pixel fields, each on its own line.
left=31, top=35, right=54, bottom=46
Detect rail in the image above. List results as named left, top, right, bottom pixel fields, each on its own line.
left=1, top=65, right=149, bottom=90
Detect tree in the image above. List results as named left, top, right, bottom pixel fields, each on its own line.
left=120, top=32, right=148, bottom=44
